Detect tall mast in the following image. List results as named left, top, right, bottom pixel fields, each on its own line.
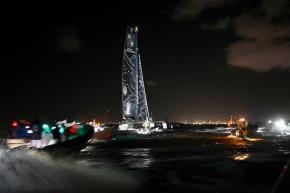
left=122, top=26, right=139, bottom=122
left=121, top=26, right=150, bottom=123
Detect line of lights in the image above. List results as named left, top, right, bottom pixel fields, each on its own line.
left=192, top=121, right=228, bottom=125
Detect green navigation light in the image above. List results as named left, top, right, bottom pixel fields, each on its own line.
left=42, top=124, right=50, bottom=133
left=59, top=127, right=65, bottom=134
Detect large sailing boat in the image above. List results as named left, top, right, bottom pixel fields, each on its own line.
left=119, top=26, right=153, bottom=134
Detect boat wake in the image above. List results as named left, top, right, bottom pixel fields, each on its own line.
left=0, top=148, right=138, bottom=193
left=195, top=127, right=234, bottom=134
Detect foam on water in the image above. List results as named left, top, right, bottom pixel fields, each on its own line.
left=0, top=148, right=139, bottom=193
left=195, top=127, right=233, bottom=134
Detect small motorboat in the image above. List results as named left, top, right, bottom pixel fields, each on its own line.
left=92, top=123, right=118, bottom=141
left=42, top=124, right=94, bottom=153
left=229, top=117, right=259, bottom=138
left=229, top=117, right=248, bottom=138
left=230, top=128, right=247, bottom=138
left=6, top=123, right=94, bottom=153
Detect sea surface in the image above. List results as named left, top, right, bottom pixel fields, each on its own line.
left=1, top=127, right=290, bottom=193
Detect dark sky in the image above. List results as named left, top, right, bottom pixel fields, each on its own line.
left=1, top=0, right=290, bottom=128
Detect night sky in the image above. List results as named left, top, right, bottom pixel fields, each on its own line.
left=1, top=0, right=290, bottom=128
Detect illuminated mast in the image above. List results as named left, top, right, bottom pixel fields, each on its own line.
left=121, top=26, right=150, bottom=124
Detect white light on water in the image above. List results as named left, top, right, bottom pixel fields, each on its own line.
left=274, top=119, right=287, bottom=131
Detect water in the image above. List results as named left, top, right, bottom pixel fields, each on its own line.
left=0, top=149, right=138, bottom=193
left=1, top=128, right=290, bottom=193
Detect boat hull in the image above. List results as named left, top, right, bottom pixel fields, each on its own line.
left=6, top=125, right=94, bottom=154
left=42, top=125, right=94, bottom=153
left=93, top=127, right=114, bottom=140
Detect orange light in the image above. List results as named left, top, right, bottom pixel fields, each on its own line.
left=238, top=117, right=245, bottom=122
left=233, top=153, right=250, bottom=161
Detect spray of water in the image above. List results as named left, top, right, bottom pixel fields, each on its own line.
left=0, top=149, right=139, bottom=193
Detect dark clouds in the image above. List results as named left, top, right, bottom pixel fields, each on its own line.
left=261, top=0, right=289, bottom=18
left=175, top=0, right=290, bottom=72
left=226, top=40, right=290, bottom=71
left=227, top=12, right=290, bottom=71
left=55, top=26, right=83, bottom=54
left=233, top=14, right=290, bottom=41
left=200, top=17, right=230, bottom=30
left=174, top=0, right=238, bottom=20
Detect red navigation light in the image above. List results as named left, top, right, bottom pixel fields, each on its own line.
left=12, top=121, right=18, bottom=127
left=69, top=125, right=77, bottom=133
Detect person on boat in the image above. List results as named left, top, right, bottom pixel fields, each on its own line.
left=10, top=120, right=20, bottom=138
left=15, top=122, right=28, bottom=138
left=51, top=125, right=61, bottom=144
left=9, top=119, right=29, bottom=139
left=58, top=123, right=67, bottom=142
left=30, top=117, right=43, bottom=148
left=41, top=123, right=53, bottom=147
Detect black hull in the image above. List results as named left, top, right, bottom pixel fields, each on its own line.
left=41, top=125, right=94, bottom=154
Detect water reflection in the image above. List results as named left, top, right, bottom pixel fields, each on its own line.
left=212, top=136, right=248, bottom=146
left=121, top=148, right=152, bottom=169
left=195, top=127, right=233, bottom=134
left=232, top=153, right=251, bottom=161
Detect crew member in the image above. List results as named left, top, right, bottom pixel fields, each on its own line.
left=30, top=117, right=43, bottom=148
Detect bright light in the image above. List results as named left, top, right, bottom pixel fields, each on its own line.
left=137, top=128, right=151, bottom=135
left=274, top=119, right=287, bottom=131
left=119, top=123, right=129, bottom=131
left=42, top=124, right=49, bottom=129
left=257, top=127, right=264, bottom=133
left=27, top=130, right=33, bottom=134
left=238, top=117, right=245, bottom=122
left=59, top=127, right=65, bottom=134
left=42, top=124, right=50, bottom=133
left=233, top=153, right=250, bottom=161
left=12, top=121, right=18, bottom=127
left=268, top=120, right=272, bottom=124
left=25, top=126, right=30, bottom=129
